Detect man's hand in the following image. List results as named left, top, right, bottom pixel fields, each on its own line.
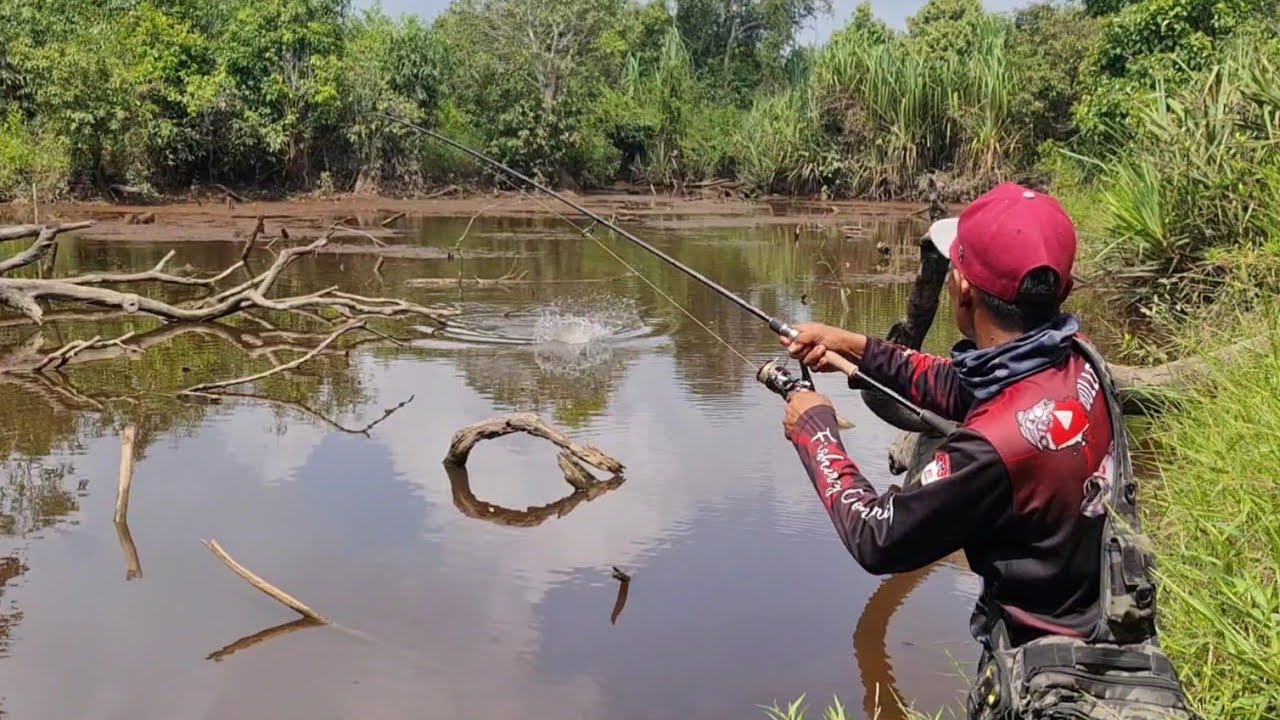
left=778, top=323, right=863, bottom=372
left=784, top=391, right=834, bottom=441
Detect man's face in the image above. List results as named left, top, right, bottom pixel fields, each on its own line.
left=948, top=268, right=977, bottom=341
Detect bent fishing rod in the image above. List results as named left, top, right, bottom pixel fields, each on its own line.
left=377, top=113, right=957, bottom=437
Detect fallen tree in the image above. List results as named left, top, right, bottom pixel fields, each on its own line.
left=0, top=219, right=455, bottom=407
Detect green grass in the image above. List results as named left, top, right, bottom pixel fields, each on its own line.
left=761, top=694, right=944, bottom=720
left=1140, top=306, right=1280, bottom=719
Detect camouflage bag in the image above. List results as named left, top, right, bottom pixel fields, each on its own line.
left=967, top=626, right=1194, bottom=719
left=965, top=339, right=1196, bottom=720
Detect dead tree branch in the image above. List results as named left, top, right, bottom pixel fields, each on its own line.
left=115, top=425, right=138, bottom=524
left=58, top=252, right=245, bottom=287
left=0, top=231, right=454, bottom=325
left=203, top=539, right=328, bottom=624
left=444, top=413, right=624, bottom=475
left=0, top=222, right=96, bottom=274
left=114, top=426, right=143, bottom=581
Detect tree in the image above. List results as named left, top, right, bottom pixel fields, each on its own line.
left=675, top=0, right=833, bottom=99
left=436, top=0, right=628, bottom=186
left=1074, top=0, right=1277, bottom=150
left=1007, top=2, right=1100, bottom=148
left=905, top=0, right=989, bottom=57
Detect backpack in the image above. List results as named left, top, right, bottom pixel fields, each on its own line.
left=965, top=338, right=1196, bottom=720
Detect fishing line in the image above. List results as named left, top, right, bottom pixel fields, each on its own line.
left=493, top=175, right=756, bottom=370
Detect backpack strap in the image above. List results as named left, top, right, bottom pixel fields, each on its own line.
left=1072, top=337, right=1160, bottom=645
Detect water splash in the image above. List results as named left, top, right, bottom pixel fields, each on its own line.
left=531, top=297, right=643, bottom=346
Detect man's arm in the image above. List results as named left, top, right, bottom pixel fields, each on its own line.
left=857, top=336, right=973, bottom=421
left=787, top=400, right=1010, bottom=575
left=781, top=324, right=973, bottom=421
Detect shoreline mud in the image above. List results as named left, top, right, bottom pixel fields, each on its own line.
left=4, top=191, right=940, bottom=244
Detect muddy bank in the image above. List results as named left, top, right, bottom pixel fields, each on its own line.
left=11, top=191, right=937, bottom=244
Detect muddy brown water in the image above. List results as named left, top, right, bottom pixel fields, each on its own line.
left=0, top=205, right=1004, bottom=719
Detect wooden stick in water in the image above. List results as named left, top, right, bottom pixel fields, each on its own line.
left=115, top=426, right=137, bottom=524
left=203, top=539, right=329, bottom=624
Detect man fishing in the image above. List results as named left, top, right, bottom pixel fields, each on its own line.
left=391, top=121, right=1192, bottom=718
left=778, top=183, right=1194, bottom=719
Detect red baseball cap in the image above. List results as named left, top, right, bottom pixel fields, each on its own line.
left=927, top=182, right=1077, bottom=302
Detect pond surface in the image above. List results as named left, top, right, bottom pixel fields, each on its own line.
left=0, top=206, right=988, bottom=719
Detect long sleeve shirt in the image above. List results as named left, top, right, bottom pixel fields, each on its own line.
left=790, top=337, right=1108, bottom=645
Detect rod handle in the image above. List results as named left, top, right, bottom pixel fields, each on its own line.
left=822, top=350, right=859, bottom=377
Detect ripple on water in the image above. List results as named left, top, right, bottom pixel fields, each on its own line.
left=422, top=293, right=665, bottom=349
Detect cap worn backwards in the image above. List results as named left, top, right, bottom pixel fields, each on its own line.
left=928, top=183, right=1077, bottom=303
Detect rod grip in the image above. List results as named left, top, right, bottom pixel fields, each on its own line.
left=823, top=350, right=859, bottom=377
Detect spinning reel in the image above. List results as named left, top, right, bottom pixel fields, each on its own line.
left=756, top=358, right=816, bottom=400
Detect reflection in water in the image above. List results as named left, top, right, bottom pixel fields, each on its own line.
left=113, top=519, right=143, bottom=581
left=445, top=463, right=625, bottom=529
left=610, top=568, right=631, bottom=626
left=0, top=459, right=82, bottom=537
left=206, top=617, right=324, bottom=663
left=854, top=566, right=941, bottom=720
left=0, top=554, right=27, bottom=659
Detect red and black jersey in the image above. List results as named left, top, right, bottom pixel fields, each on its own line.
left=790, top=337, right=1114, bottom=647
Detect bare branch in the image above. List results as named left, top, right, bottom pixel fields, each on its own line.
left=0, top=221, right=94, bottom=243
left=0, top=234, right=455, bottom=325
left=59, top=251, right=245, bottom=287
left=203, top=539, right=328, bottom=624
left=115, top=426, right=138, bottom=525
left=335, top=223, right=388, bottom=248
left=241, top=216, right=264, bottom=262
left=0, top=222, right=96, bottom=274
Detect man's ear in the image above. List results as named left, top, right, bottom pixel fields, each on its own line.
left=954, top=271, right=975, bottom=309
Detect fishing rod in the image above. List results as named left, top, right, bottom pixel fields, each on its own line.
left=377, top=113, right=958, bottom=437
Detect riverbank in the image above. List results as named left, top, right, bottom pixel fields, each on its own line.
left=0, top=189, right=939, bottom=245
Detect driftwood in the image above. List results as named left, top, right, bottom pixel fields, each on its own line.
left=241, top=216, right=264, bottom=261
left=114, top=425, right=142, bottom=580
left=444, top=413, right=624, bottom=474
left=213, top=184, right=247, bottom=203
left=0, top=221, right=453, bottom=326
left=114, top=426, right=137, bottom=524
left=203, top=539, right=328, bottom=624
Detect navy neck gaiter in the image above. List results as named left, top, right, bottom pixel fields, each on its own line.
left=950, top=314, right=1081, bottom=402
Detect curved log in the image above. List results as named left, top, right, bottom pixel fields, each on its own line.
left=443, top=413, right=625, bottom=475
